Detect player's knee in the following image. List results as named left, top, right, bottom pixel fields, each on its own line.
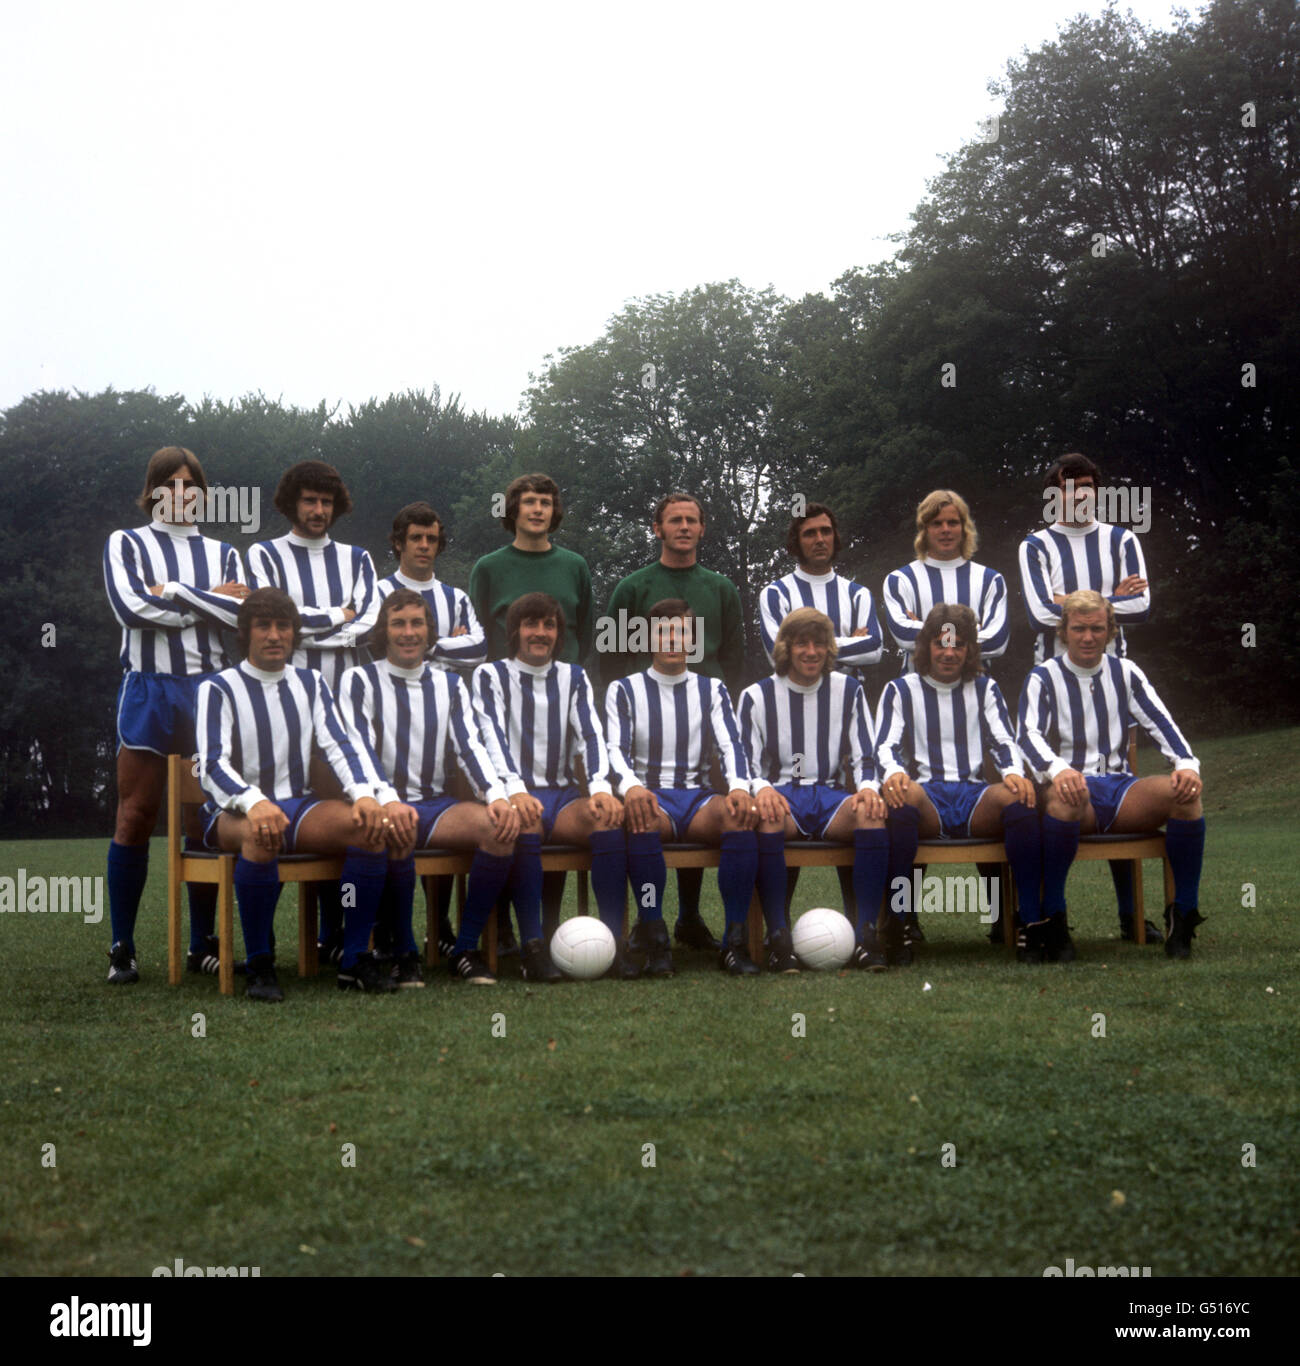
left=114, top=796, right=158, bottom=842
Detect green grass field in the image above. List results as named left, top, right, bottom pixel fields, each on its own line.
left=2, top=729, right=1297, bottom=1277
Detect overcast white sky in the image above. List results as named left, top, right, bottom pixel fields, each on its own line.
left=1, top=0, right=1194, bottom=421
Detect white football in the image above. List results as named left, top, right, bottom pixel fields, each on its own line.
left=549, top=917, right=617, bottom=980
left=791, top=907, right=855, bottom=971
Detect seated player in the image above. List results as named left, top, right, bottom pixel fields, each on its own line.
left=196, top=589, right=414, bottom=1001
left=605, top=599, right=760, bottom=977
left=470, top=593, right=627, bottom=980
left=739, top=609, right=889, bottom=972
left=1018, top=589, right=1206, bottom=961
left=875, top=604, right=1043, bottom=965
left=102, top=445, right=250, bottom=985
left=372, top=500, right=489, bottom=962
left=341, top=590, right=523, bottom=986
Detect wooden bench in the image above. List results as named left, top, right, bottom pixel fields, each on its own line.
left=166, top=747, right=1174, bottom=990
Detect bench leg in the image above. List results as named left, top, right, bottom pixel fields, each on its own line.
left=1002, top=862, right=1016, bottom=949
left=218, top=860, right=235, bottom=997
left=747, top=892, right=764, bottom=966
left=168, top=863, right=183, bottom=987
left=578, top=870, right=589, bottom=917
left=1134, top=859, right=1147, bottom=943
left=299, top=883, right=319, bottom=978
left=424, top=876, right=437, bottom=967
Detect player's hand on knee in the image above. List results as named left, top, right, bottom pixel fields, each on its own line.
left=351, top=795, right=386, bottom=844
left=624, top=786, right=658, bottom=834
left=589, top=792, right=622, bottom=829
left=248, top=800, right=289, bottom=853
left=1004, top=773, right=1035, bottom=808
left=726, top=788, right=755, bottom=829
left=853, top=787, right=886, bottom=821
left=882, top=773, right=910, bottom=809
left=1052, top=768, right=1088, bottom=808
left=383, top=801, right=418, bottom=846
left=510, top=792, right=543, bottom=829
left=488, top=798, right=521, bottom=843
left=754, top=784, right=788, bottom=825
left=1170, top=768, right=1202, bottom=803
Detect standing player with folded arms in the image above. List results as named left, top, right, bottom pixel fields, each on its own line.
left=102, top=446, right=250, bottom=986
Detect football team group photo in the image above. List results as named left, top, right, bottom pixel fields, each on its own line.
left=103, top=450, right=1209, bottom=1000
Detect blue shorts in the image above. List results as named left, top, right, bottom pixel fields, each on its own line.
left=413, top=796, right=461, bottom=847
left=651, top=787, right=718, bottom=841
left=116, top=671, right=212, bottom=755
left=531, top=786, right=582, bottom=840
left=777, top=783, right=853, bottom=840
left=920, top=780, right=989, bottom=839
left=1085, top=774, right=1139, bottom=833
left=200, top=795, right=322, bottom=852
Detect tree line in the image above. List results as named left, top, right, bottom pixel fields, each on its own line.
left=2, top=0, right=1293, bottom=832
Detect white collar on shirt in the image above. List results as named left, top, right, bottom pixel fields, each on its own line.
left=648, top=666, right=691, bottom=688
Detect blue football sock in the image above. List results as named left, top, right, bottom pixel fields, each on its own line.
left=627, top=832, right=666, bottom=922
left=1165, top=817, right=1206, bottom=910
left=234, top=857, right=282, bottom=961
left=588, top=828, right=628, bottom=938
left=852, top=828, right=890, bottom=935
left=1110, top=860, right=1136, bottom=922
left=885, top=808, right=920, bottom=922
left=507, top=833, right=544, bottom=942
left=454, top=850, right=514, bottom=954
left=339, top=847, right=388, bottom=970
left=718, top=830, right=758, bottom=931
left=106, top=841, right=149, bottom=951
left=1040, top=814, right=1080, bottom=916
left=756, top=831, right=787, bottom=932
left=183, top=837, right=216, bottom=951
left=386, top=854, right=418, bottom=956
left=1000, top=801, right=1043, bottom=923
left=317, top=879, right=345, bottom=941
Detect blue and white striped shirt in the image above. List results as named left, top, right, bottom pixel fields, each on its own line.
left=605, top=668, right=751, bottom=795
left=882, top=557, right=1009, bottom=671
left=374, top=570, right=486, bottom=672
left=1019, top=522, right=1150, bottom=664
left=103, top=523, right=245, bottom=675
left=738, top=672, right=879, bottom=792
left=197, top=662, right=393, bottom=815
left=875, top=673, right=1023, bottom=785
left=759, top=569, right=884, bottom=671
left=249, top=532, right=381, bottom=690
left=340, top=659, right=507, bottom=806
left=1017, top=655, right=1199, bottom=782
left=471, top=659, right=612, bottom=798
